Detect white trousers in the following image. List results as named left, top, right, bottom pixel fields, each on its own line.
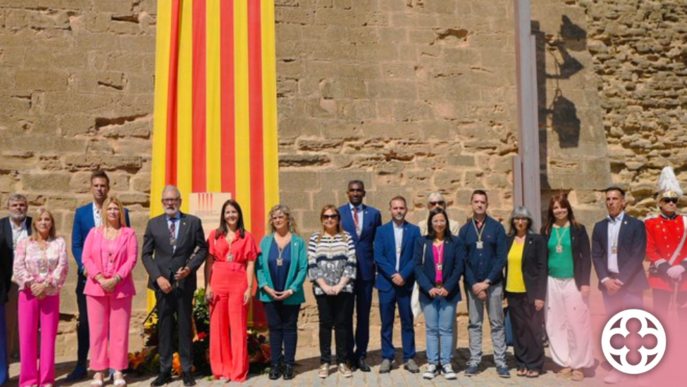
left=545, top=277, right=595, bottom=369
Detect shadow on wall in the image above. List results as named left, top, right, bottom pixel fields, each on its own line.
left=534, top=15, right=587, bottom=191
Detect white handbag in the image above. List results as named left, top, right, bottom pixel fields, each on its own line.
left=411, top=243, right=427, bottom=318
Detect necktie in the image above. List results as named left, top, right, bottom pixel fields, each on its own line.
left=353, top=207, right=361, bottom=237
left=169, top=218, right=177, bottom=245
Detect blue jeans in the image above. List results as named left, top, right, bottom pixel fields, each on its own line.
left=421, top=296, right=457, bottom=365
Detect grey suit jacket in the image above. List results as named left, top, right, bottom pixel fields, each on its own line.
left=141, top=212, right=208, bottom=292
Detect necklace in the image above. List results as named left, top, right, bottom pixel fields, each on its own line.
left=554, top=225, right=568, bottom=253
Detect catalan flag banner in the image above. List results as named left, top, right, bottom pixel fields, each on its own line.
left=149, top=0, right=280, bottom=327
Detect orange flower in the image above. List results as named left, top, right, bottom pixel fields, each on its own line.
left=172, top=353, right=182, bottom=376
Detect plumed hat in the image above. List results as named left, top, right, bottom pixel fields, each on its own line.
left=657, top=166, right=683, bottom=199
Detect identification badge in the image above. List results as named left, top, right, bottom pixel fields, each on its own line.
left=611, top=246, right=617, bottom=254
left=476, top=241, right=484, bottom=249
left=556, top=244, right=563, bottom=253
left=227, top=252, right=234, bottom=261
left=437, top=264, right=443, bottom=271
left=170, top=238, right=177, bottom=246
left=277, top=258, right=283, bottom=267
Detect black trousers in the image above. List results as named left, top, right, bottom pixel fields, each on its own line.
left=316, top=292, right=353, bottom=365
left=75, top=275, right=89, bottom=365
left=264, top=301, right=300, bottom=366
left=506, top=292, right=544, bottom=371
left=652, top=288, right=687, bottom=322
left=156, top=288, right=195, bottom=374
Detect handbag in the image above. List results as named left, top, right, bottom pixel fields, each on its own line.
left=411, top=243, right=427, bottom=318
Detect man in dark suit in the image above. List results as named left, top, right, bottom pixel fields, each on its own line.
left=592, top=186, right=648, bottom=385
left=592, top=186, right=648, bottom=315
left=66, top=170, right=130, bottom=381
left=143, top=185, right=208, bottom=387
left=338, top=180, right=382, bottom=372
left=0, top=194, right=32, bottom=385
left=374, top=196, right=421, bottom=374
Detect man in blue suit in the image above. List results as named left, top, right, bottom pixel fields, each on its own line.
left=592, top=187, right=648, bottom=385
left=592, top=187, right=648, bottom=315
left=339, top=180, right=382, bottom=372
left=374, top=196, right=421, bottom=374
left=66, top=170, right=130, bottom=381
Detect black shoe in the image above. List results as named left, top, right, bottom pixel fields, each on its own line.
left=150, top=373, right=172, bottom=387
left=65, top=364, right=88, bottom=382
left=283, top=364, right=295, bottom=380
left=182, top=372, right=196, bottom=387
left=269, top=364, right=282, bottom=380
left=356, top=358, right=371, bottom=372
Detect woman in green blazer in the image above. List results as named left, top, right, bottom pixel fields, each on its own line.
left=256, top=204, right=308, bottom=380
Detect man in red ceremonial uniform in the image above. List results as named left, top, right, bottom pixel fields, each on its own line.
left=646, top=166, right=687, bottom=322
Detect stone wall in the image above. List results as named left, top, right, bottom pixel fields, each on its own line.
left=1, top=0, right=670, bottom=352
left=580, top=0, right=687, bottom=217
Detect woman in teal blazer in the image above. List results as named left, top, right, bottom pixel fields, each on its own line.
left=256, top=204, right=308, bottom=380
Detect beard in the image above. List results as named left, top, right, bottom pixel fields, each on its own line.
left=9, top=212, right=26, bottom=222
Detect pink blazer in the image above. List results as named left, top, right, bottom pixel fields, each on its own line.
left=82, top=227, right=138, bottom=299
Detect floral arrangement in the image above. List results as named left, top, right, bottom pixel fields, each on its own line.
left=128, top=288, right=269, bottom=376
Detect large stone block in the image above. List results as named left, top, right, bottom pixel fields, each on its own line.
left=22, top=172, right=72, bottom=192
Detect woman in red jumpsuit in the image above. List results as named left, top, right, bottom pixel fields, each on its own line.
left=205, top=200, right=259, bottom=382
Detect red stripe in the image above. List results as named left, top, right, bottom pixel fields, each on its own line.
left=220, top=0, right=236, bottom=194
left=165, top=0, right=182, bottom=185
left=248, top=0, right=266, bottom=327
left=192, top=0, right=207, bottom=192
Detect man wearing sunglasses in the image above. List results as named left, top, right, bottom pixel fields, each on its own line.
left=646, top=166, right=687, bottom=322
left=418, top=193, right=460, bottom=236
left=338, top=180, right=382, bottom=372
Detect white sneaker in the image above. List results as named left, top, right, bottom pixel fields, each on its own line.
left=423, top=364, right=438, bottom=379
left=604, top=369, right=628, bottom=384
left=442, top=364, right=457, bottom=380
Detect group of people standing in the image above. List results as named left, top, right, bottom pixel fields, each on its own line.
left=1, top=166, right=686, bottom=385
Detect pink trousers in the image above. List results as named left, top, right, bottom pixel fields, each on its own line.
left=18, top=291, right=59, bottom=387
left=86, top=295, right=133, bottom=371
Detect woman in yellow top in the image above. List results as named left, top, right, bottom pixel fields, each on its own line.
left=504, top=206, right=547, bottom=378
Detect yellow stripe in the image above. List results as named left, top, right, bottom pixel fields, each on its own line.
left=177, top=0, right=193, bottom=210
left=261, top=0, right=279, bottom=213
left=206, top=0, right=221, bottom=192
left=149, top=0, right=173, bottom=313
left=235, top=0, right=252, bottom=230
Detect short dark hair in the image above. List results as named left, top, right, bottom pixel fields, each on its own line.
left=91, top=170, right=110, bottom=185
left=348, top=180, right=365, bottom=190
left=471, top=189, right=488, bottom=201
left=389, top=196, right=407, bottom=206
left=605, top=186, right=626, bottom=197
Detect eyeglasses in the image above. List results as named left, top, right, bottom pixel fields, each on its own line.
left=429, top=201, right=445, bottom=206
left=662, top=198, right=679, bottom=204
left=162, top=198, right=180, bottom=204
left=322, top=214, right=339, bottom=220
left=514, top=218, right=529, bottom=223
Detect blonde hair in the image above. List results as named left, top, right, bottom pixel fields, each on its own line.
left=31, top=208, right=56, bottom=241
left=267, top=204, right=298, bottom=234
left=103, top=197, right=127, bottom=228
left=317, top=205, right=346, bottom=244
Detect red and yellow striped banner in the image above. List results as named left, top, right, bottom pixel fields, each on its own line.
left=150, top=0, right=279, bottom=327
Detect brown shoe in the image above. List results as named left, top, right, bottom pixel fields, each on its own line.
left=571, top=369, right=584, bottom=382
left=557, top=367, right=573, bottom=377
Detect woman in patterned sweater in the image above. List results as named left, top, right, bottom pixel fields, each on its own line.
left=308, top=205, right=357, bottom=379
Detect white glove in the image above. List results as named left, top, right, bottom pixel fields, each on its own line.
left=667, top=265, right=685, bottom=279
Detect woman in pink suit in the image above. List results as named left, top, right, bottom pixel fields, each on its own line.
left=81, top=197, right=138, bottom=387
left=13, top=208, right=68, bottom=387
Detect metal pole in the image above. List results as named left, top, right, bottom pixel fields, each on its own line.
left=514, top=0, right=542, bottom=230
